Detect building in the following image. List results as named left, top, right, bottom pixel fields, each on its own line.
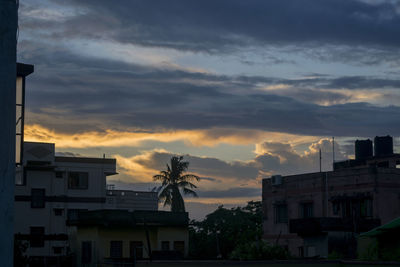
left=262, top=136, right=400, bottom=258
left=14, top=141, right=159, bottom=264
left=68, top=209, right=189, bottom=266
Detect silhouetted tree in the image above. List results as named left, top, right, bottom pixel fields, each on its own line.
left=153, top=156, right=199, bottom=212
left=188, top=201, right=280, bottom=259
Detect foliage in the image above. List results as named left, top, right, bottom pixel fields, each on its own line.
left=153, top=156, right=199, bottom=212
left=229, top=240, right=290, bottom=260
left=327, top=250, right=344, bottom=260
left=189, top=201, right=266, bottom=259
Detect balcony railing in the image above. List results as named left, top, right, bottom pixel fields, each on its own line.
left=289, top=217, right=380, bottom=236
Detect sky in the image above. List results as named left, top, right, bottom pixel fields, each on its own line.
left=18, top=0, right=400, bottom=220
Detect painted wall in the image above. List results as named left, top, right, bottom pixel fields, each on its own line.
left=71, top=225, right=189, bottom=266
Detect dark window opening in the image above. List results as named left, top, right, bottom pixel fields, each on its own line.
left=68, top=172, right=88, bottom=189
left=360, top=198, right=373, bottom=218
left=333, top=197, right=373, bottom=218
left=299, top=202, right=313, bottom=218
left=130, top=241, right=143, bottom=259
left=67, top=209, right=87, bottom=220
left=377, top=161, right=389, bottom=168
left=54, top=208, right=63, bottom=216
left=298, top=246, right=304, bottom=258
left=332, top=201, right=340, bottom=215
left=55, top=171, right=64, bottom=178
left=30, top=227, right=44, bottom=247
left=274, top=203, right=288, bottom=223
left=82, top=241, right=92, bottom=264
left=161, top=241, right=170, bottom=251
left=31, top=189, right=45, bottom=208
left=110, top=241, right=123, bottom=259
left=53, top=246, right=63, bottom=254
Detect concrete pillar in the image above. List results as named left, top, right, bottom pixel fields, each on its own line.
left=0, top=0, right=17, bottom=266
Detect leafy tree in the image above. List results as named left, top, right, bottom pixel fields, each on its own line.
left=153, top=156, right=199, bottom=212
left=189, top=201, right=267, bottom=259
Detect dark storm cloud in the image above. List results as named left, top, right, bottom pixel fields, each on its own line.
left=324, top=76, right=400, bottom=89
left=196, top=188, right=260, bottom=198
left=21, top=0, right=400, bottom=62
left=133, top=151, right=259, bottom=180
left=19, top=40, right=400, bottom=137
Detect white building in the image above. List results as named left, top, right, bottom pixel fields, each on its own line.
left=14, top=141, right=158, bottom=263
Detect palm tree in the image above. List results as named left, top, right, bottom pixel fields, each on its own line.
left=153, top=156, right=199, bottom=212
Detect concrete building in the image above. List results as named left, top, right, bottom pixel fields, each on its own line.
left=68, top=210, right=189, bottom=266
left=14, top=141, right=158, bottom=264
left=262, top=136, right=400, bottom=258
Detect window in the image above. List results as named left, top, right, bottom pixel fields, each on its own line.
left=130, top=241, right=143, bottom=259
left=67, top=209, right=87, bottom=220
left=30, top=227, right=44, bottom=247
left=110, top=241, right=123, bottom=259
left=15, top=168, right=25, bottom=185
left=82, top=241, right=92, bottom=264
left=53, top=246, right=63, bottom=254
left=332, top=201, right=340, bottom=215
left=274, top=203, right=288, bottom=223
left=55, top=171, right=64, bottom=178
left=360, top=198, right=373, bottom=218
left=262, top=203, right=268, bottom=220
left=31, top=189, right=45, bottom=208
left=161, top=241, right=170, bottom=251
left=68, top=172, right=88, bottom=189
left=173, top=241, right=185, bottom=255
left=299, top=202, right=313, bottom=218
left=54, top=208, right=63, bottom=216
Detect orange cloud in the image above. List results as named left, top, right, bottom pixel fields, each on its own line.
left=24, top=124, right=319, bottom=149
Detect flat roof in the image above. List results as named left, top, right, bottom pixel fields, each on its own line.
left=55, top=156, right=116, bottom=165
left=17, top=62, right=34, bottom=77
left=68, top=210, right=189, bottom=227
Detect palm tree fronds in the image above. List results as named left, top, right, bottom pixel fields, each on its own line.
left=183, top=187, right=198, bottom=197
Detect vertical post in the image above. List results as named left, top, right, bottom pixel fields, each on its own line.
left=0, top=0, right=17, bottom=266
left=319, top=149, right=322, bottom=172
left=325, top=172, right=328, bottom=217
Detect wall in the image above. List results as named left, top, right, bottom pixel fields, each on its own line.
left=262, top=166, right=400, bottom=257
left=71, top=225, right=188, bottom=266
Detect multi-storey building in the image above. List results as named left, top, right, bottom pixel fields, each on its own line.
left=14, top=141, right=158, bottom=264
left=262, top=136, right=400, bottom=258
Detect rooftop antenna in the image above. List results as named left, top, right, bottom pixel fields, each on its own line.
left=319, top=148, right=322, bottom=172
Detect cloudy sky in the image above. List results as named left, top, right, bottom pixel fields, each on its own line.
left=18, top=0, right=400, bottom=219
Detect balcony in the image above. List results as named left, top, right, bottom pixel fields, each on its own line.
left=289, top=217, right=380, bottom=236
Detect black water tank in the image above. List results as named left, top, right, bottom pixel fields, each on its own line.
left=355, top=139, right=373, bottom=160
left=374, top=135, right=393, bottom=157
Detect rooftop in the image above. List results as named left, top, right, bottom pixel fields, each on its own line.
left=67, top=210, right=189, bottom=227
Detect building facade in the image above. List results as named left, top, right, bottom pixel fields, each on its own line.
left=262, top=137, right=400, bottom=258
left=68, top=210, right=189, bottom=266
left=14, top=142, right=158, bottom=264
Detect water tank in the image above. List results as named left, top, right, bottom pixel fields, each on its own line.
left=355, top=139, right=373, bottom=160
left=374, top=135, right=393, bottom=157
